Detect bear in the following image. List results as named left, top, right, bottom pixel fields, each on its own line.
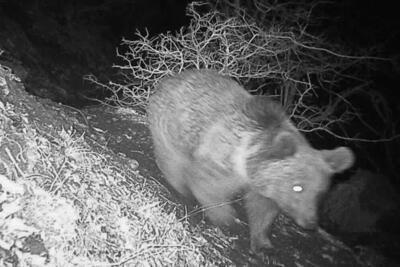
left=147, top=69, right=354, bottom=253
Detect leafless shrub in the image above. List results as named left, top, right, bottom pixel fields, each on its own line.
left=87, top=1, right=396, bottom=142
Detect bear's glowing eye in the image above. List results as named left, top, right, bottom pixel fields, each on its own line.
left=292, top=185, right=303, bottom=192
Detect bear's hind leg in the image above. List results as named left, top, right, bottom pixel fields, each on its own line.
left=153, top=144, right=191, bottom=197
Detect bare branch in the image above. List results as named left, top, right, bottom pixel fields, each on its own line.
left=87, top=1, right=395, bottom=143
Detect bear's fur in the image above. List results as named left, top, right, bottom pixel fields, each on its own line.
left=147, top=69, right=354, bottom=252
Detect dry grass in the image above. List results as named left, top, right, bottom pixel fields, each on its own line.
left=0, top=64, right=233, bottom=266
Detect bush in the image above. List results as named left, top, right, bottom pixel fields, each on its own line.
left=87, top=1, right=396, bottom=143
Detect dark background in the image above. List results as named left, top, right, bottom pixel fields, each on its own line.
left=0, top=0, right=398, bottom=105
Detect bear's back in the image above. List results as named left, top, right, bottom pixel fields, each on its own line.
left=148, top=70, right=251, bottom=154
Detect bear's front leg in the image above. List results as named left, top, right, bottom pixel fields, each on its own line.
left=192, top=187, right=238, bottom=226
left=245, top=190, right=279, bottom=253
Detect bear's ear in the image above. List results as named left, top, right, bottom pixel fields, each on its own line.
left=270, top=131, right=297, bottom=159
left=322, top=147, right=355, bottom=172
